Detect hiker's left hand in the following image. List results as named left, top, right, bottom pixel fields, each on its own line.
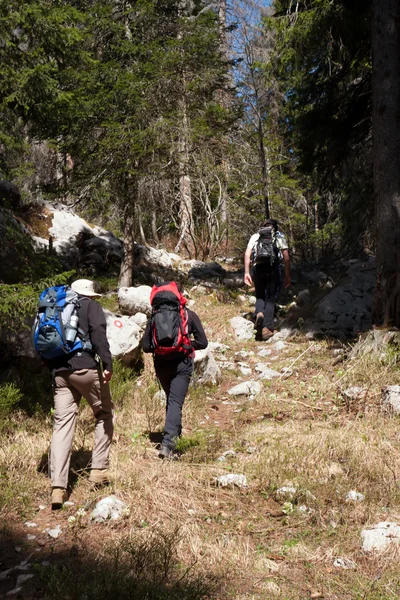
left=103, top=369, right=112, bottom=383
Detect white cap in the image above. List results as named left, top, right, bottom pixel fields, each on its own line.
left=71, top=279, right=102, bottom=298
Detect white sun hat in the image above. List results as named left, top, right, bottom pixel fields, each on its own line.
left=71, top=279, right=102, bottom=298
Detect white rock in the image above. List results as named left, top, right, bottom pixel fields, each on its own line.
left=16, top=574, right=34, bottom=586
left=227, top=381, right=262, bottom=397
left=214, top=474, right=247, bottom=488
left=333, top=558, right=356, bottom=569
left=118, top=285, right=152, bottom=316
left=361, top=522, right=400, bottom=552
left=217, top=450, right=236, bottom=462
left=257, top=348, right=272, bottom=357
left=103, top=309, right=143, bottom=366
left=255, top=364, right=280, bottom=379
left=38, top=505, right=46, bottom=510
left=218, top=361, right=236, bottom=370
left=26, top=535, right=36, bottom=541
left=46, top=525, right=62, bottom=539
left=229, top=317, right=254, bottom=340
left=152, top=389, right=167, bottom=405
left=238, top=362, right=252, bottom=376
left=272, top=341, right=287, bottom=351
left=343, top=387, right=366, bottom=401
left=90, top=496, right=129, bottom=523
left=135, top=244, right=173, bottom=269
left=276, top=486, right=297, bottom=499
left=130, top=312, right=148, bottom=328
left=64, top=501, right=74, bottom=507
left=6, top=587, right=22, bottom=596
left=194, top=348, right=221, bottom=385
left=208, top=341, right=230, bottom=354
left=24, top=522, right=37, bottom=528
left=345, top=490, right=365, bottom=502
left=248, top=296, right=257, bottom=306
left=381, top=386, right=400, bottom=415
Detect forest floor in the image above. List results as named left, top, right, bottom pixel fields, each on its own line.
left=1, top=286, right=400, bottom=600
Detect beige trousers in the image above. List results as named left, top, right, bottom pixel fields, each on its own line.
left=50, top=368, right=114, bottom=488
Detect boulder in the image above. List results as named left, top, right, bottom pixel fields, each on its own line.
left=133, top=243, right=173, bottom=270
left=193, top=348, right=221, bottom=385
left=118, top=285, right=152, bottom=316
left=103, top=309, right=143, bottom=366
left=230, top=316, right=254, bottom=340
left=361, top=522, right=400, bottom=552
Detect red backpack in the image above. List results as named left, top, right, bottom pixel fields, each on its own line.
left=149, top=282, right=193, bottom=357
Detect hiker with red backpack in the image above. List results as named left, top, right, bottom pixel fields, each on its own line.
left=142, top=281, right=208, bottom=459
left=244, top=219, right=291, bottom=341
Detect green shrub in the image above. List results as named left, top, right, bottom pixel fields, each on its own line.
left=110, top=359, right=138, bottom=406
left=0, top=383, right=22, bottom=429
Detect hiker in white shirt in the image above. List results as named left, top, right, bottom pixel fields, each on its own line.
left=244, top=219, right=291, bottom=340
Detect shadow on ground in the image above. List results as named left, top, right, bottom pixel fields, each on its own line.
left=0, top=524, right=219, bottom=599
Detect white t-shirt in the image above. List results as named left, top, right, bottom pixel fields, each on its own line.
left=246, top=230, right=289, bottom=256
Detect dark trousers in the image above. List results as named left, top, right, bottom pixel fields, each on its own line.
left=252, top=264, right=280, bottom=330
left=155, top=357, right=193, bottom=449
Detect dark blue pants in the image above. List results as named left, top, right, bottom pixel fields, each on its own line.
left=155, top=357, right=193, bottom=449
left=252, top=265, right=280, bottom=330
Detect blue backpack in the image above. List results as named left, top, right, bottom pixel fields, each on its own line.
left=32, top=285, right=92, bottom=361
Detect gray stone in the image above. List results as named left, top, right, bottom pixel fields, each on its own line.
left=103, top=309, right=143, bottom=366
left=16, top=574, right=34, bottom=586
left=296, top=289, right=311, bottom=306
left=361, top=522, right=400, bottom=552
left=255, top=364, right=280, bottom=380
left=133, top=244, right=173, bottom=269
left=229, top=316, right=254, bottom=340
left=193, top=349, right=221, bottom=385
left=213, top=474, right=247, bottom=488
left=90, top=496, right=129, bottom=523
left=227, top=381, right=262, bottom=397
left=118, top=285, right=152, bottom=316
left=381, top=386, right=400, bottom=415
left=276, top=486, right=297, bottom=499
left=343, top=387, right=366, bottom=401
left=46, top=525, right=62, bottom=539
left=345, top=490, right=365, bottom=502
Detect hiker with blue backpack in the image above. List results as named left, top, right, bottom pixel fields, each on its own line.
left=32, top=279, right=113, bottom=509
left=244, top=219, right=291, bottom=341
left=142, top=282, right=208, bottom=459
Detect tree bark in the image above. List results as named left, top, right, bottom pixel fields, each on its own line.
left=371, top=0, right=400, bottom=327
left=119, top=180, right=136, bottom=287
left=174, top=91, right=195, bottom=255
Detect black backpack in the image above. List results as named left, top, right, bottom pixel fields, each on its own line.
left=252, top=226, right=279, bottom=267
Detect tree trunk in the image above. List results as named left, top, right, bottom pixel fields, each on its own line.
left=119, top=179, right=136, bottom=287
left=174, top=92, right=195, bottom=255
left=371, top=0, right=400, bottom=327
left=218, top=0, right=229, bottom=234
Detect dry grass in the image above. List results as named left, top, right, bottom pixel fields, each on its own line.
left=1, top=292, right=400, bottom=599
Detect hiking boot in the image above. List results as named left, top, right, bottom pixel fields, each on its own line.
left=89, top=469, right=110, bottom=485
left=51, top=487, right=68, bottom=510
left=255, top=312, right=264, bottom=330
left=158, top=445, right=173, bottom=460
left=261, top=327, right=274, bottom=341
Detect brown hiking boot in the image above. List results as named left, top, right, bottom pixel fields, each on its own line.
left=51, top=487, right=68, bottom=510
left=261, top=327, right=274, bottom=341
left=89, top=469, right=110, bottom=485
left=255, top=312, right=264, bottom=329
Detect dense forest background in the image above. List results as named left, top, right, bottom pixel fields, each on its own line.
left=1, top=0, right=399, bottom=322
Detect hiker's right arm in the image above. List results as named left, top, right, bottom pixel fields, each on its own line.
left=244, top=245, right=253, bottom=286
left=142, top=319, right=153, bottom=353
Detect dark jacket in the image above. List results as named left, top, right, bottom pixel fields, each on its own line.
left=142, top=308, right=208, bottom=360
left=46, top=296, right=112, bottom=373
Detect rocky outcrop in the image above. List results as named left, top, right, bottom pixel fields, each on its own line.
left=304, top=259, right=375, bottom=339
